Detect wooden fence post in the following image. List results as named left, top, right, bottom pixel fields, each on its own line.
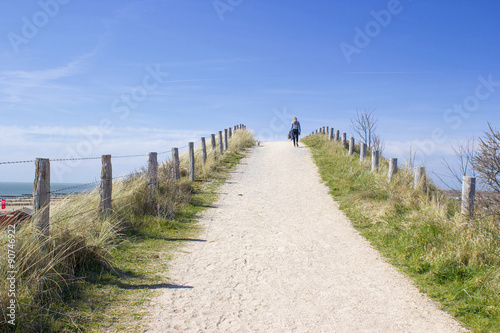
left=461, top=176, right=476, bottom=216
left=341, top=133, right=347, bottom=146
left=201, top=137, right=207, bottom=165
left=172, top=148, right=180, bottom=180
left=211, top=134, right=217, bottom=160
left=315, top=129, right=318, bottom=134
left=33, top=158, right=50, bottom=247
left=229, top=127, right=232, bottom=138
left=99, top=155, right=112, bottom=217
left=326, top=126, right=329, bottom=136
left=224, top=129, right=228, bottom=151
left=329, top=128, right=334, bottom=140
left=360, top=143, right=367, bottom=162
left=148, top=152, right=158, bottom=188
left=219, top=131, right=224, bottom=155
left=322, top=126, right=326, bottom=134
left=371, top=150, right=379, bottom=171
left=349, top=136, right=355, bottom=155
left=414, top=167, right=426, bottom=189
left=335, top=130, right=340, bottom=142
left=388, top=158, right=397, bottom=181
left=189, top=142, right=195, bottom=182
left=211, top=134, right=216, bottom=150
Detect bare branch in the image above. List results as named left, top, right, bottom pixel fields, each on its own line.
left=475, top=122, right=500, bottom=193
left=440, top=137, right=477, bottom=189
left=372, top=134, right=385, bottom=156
left=473, top=122, right=500, bottom=221
left=406, top=145, right=416, bottom=171
left=350, top=108, right=378, bottom=150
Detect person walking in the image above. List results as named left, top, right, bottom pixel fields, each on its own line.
left=291, top=117, right=301, bottom=147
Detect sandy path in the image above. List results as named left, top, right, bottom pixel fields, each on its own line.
left=146, top=141, right=467, bottom=332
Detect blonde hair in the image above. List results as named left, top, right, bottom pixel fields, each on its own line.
left=293, top=117, right=297, bottom=121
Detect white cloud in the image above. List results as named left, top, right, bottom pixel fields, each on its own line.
left=0, top=50, right=97, bottom=106
left=265, top=89, right=327, bottom=96
left=1, top=60, right=81, bottom=82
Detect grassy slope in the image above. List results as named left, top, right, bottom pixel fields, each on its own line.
left=303, top=134, right=500, bottom=333
left=0, top=130, right=254, bottom=332
left=80, top=150, right=248, bottom=332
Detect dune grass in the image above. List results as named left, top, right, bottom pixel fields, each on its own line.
left=303, top=133, right=500, bottom=333
left=0, top=129, right=255, bottom=332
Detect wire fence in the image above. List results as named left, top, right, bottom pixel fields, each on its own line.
left=1, top=126, right=245, bottom=213
left=0, top=139, right=204, bottom=166
left=0, top=160, right=35, bottom=165
left=307, top=126, right=477, bottom=216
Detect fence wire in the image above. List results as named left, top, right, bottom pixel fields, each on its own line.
left=1, top=128, right=241, bottom=202
left=0, top=139, right=207, bottom=165
left=0, top=160, right=35, bottom=165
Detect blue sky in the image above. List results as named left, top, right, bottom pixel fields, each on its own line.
left=1, top=0, right=499, bottom=187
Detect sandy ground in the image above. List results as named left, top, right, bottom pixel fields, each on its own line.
left=145, top=141, right=467, bottom=332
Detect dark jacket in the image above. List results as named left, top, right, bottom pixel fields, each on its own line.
left=291, top=120, right=301, bottom=134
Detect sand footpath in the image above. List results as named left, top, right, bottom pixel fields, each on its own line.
left=145, top=141, right=467, bottom=332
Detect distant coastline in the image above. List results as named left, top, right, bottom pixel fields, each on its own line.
left=0, top=182, right=96, bottom=198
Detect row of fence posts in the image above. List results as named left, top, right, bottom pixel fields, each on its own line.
left=32, top=124, right=246, bottom=248
left=308, top=126, right=476, bottom=217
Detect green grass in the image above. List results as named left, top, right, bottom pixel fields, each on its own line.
left=0, top=130, right=254, bottom=332
left=54, top=183, right=221, bottom=332
left=303, top=134, right=500, bottom=333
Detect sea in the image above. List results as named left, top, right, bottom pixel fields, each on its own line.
left=0, top=182, right=97, bottom=198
